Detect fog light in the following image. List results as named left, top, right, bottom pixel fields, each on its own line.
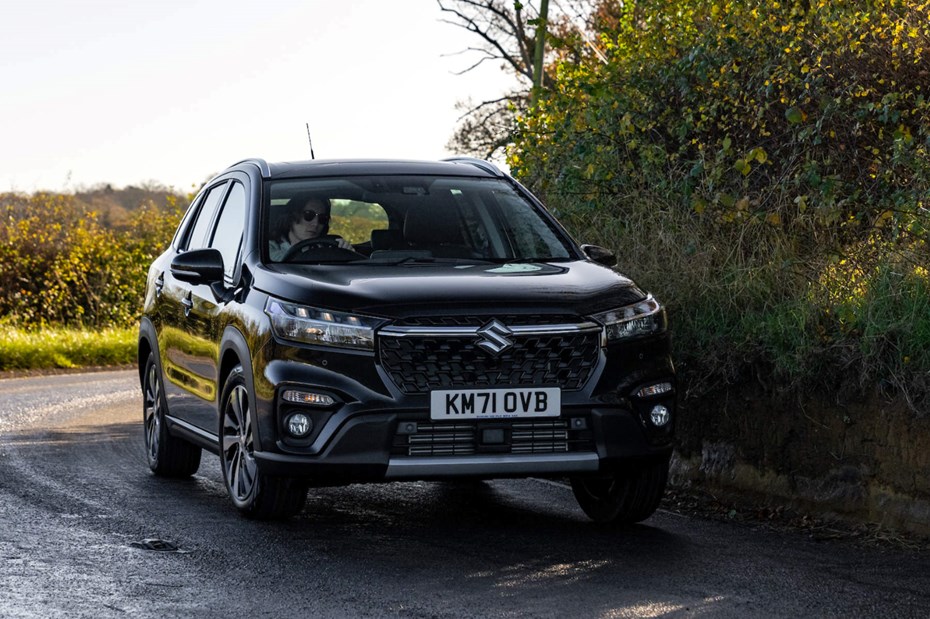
left=650, top=405, right=670, bottom=427
left=282, top=390, right=335, bottom=406
left=286, top=413, right=313, bottom=438
left=637, top=382, right=673, bottom=398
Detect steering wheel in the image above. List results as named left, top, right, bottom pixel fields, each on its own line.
left=281, top=235, right=342, bottom=261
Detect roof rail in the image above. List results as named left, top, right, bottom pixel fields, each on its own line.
left=442, top=157, right=504, bottom=177
left=228, top=158, right=271, bottom=177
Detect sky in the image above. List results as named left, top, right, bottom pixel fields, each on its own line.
left=0, top=0, right=519, bottom=193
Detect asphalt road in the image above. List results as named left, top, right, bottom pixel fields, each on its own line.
left=1, top=370, right=928, bottom=618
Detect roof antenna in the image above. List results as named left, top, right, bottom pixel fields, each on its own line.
left=305, top=123, right=316, bottom=160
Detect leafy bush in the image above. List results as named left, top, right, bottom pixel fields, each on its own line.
left=0, top=192, right=185, bottom=329
left=511, top=0, right=930, bottom=408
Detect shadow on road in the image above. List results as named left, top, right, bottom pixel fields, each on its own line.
left=9, top=420, right=928, bottom=618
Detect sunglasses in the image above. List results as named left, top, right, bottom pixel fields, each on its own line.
left=301, top=210, right=330, bottom=225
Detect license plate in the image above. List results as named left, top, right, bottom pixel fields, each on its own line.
left=430, top=387, right=561, bottom=420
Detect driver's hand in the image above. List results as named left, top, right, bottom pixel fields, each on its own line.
left=335, top=237, right=353, bottom=250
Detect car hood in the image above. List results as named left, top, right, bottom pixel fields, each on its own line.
left=251, top=260, right=646, bottom=318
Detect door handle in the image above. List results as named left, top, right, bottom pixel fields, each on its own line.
left=181, top=294, right=193, bottom=317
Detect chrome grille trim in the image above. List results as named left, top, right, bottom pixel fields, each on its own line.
left=405, top=423, right=477, bottom=456
left=379, top=322, right=602, bottom=338
left=392, top=314, right=584, bottom=327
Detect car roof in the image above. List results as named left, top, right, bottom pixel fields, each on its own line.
left=226, top=158, right=505, bottom=180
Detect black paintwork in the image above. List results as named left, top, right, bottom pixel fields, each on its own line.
left=253, top=260, right=644, bottom=317
left=138, top=158, right=676, bottom=484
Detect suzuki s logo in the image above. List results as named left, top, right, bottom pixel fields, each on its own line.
left=476, top=319, right=514, bottom=356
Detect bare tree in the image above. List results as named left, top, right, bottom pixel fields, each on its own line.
left=437, top=1, right=538, bottom=80
left=438, top=0, right=606, bottom=160
left=437, top=0, right=545, bottom=160
left=445, top=93, right=525, bottom=160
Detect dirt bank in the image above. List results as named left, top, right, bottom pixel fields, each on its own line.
left=673, top=385, right=930, bottom=538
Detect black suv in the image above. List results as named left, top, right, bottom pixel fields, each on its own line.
left=138, top=157, right=675, bottom=522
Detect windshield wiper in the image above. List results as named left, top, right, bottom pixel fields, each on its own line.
left=285, top=257, right=369, bottom=265
left=370, top=256, right=494, bottom=266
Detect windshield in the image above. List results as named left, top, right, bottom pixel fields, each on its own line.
left=263, top=175, right=575, bottom=264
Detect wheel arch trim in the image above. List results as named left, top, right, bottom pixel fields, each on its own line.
left=218, top=326, right=264, bottom=449
left=138, top=317, right=161, bottom=388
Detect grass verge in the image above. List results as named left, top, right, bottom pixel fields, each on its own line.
left=0, top=326, right=136, bottom=372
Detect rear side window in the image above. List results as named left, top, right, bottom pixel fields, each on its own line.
left=209, top=182, right=246, bottom=279
left=185, top=182, right=228, bottom=250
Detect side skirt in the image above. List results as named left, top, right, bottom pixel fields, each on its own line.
left=165, top=415, right=219, bottom=455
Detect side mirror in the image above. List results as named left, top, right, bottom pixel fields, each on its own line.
left=171, top=248, right=225, bottom=285
left=580, top=244, right=617, bottom=267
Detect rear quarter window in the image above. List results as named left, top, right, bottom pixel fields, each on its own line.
left=328, top=200, right=388, bottom=244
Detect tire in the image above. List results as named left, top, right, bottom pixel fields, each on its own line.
left=142, top=352, right=202, bottom=477
left=218, top=365, right=307, bottom=520
left=570, top=457, right=669, bottom=525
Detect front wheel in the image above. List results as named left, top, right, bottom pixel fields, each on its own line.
left=219, top=365, right=307, bottom=520
left=142, top=352, right=201, bottom=477
left=570, top=457, right=669, bottom=525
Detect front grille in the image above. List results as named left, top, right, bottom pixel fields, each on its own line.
left=511, top=421, right=570, bottom=454
left=392, top=419, right=594, bottom=457
left=378, top=321, right=601, bottom=395
left=408, top=423, right=476, bottom=456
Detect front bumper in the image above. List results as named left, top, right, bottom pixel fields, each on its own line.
left=252, top=404, right=674, bottom=483
left=251, top=327, right=676, bottom=483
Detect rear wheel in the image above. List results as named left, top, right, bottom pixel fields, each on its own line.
left=142, top=352, right=201, bottom=477
left=570, top=457, right=669, bottom=525
left=219, top=365, right=307, bottom=520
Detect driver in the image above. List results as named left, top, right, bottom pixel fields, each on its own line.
left=269, top=196, right=352, bottom=260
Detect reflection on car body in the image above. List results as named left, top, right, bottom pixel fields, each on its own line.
left=137, top=157, right=676, bottom=522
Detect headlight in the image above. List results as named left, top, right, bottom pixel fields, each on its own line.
left=591, top=295, right=667, bottom=342
left=265, top=299, right=383, bottom=350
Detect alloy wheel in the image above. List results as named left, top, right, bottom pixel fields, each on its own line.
left=222, top=384, right=257, bottom=502
left=143, top=363, right=162, bottom=465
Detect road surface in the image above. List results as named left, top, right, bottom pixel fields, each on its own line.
left=1, top=370, right=928, bottom=617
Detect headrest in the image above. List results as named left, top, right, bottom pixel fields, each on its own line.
left=371, top=228, right=404, bottom=250
left=403, top=203, right=463, bottom=245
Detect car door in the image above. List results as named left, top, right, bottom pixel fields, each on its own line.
left=160, top=180, right=230, bottom=429
left=180, top=179, right=248, bottom=432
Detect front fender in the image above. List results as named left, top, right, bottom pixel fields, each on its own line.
left=218, top=326, right=267, bottom=451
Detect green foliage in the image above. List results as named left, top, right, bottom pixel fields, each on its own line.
left=0, top=326, right=136, bottom=370
left=0, top=191, right=185, bottom=329
left=329, top=199, right=389, bottom=244
left=511, top=0, right=930, bottom=407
